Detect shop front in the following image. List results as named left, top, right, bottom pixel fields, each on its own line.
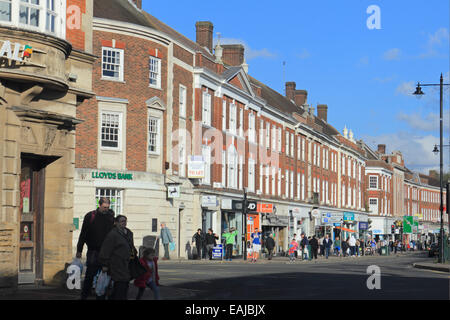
left=289, top=206, right=310, bottom=239
left=261, top=205, right=289, bottom=255
left=220, top=198, right=245, bottom=258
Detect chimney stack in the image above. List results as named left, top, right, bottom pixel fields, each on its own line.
left=221, top=44, right=245, bottom=66
left=377, top=144, right=386, bottom=154
left=294, top=90, right=308, bottom=107
left=285, top=82, right=296, bottom=101
left=317, top=104, right=328, bottom=122
left=196, top=21, right=214, bottom=53
left=285, top=82, right=308, bottom=106
left=131, top=0, right=142, bottom=9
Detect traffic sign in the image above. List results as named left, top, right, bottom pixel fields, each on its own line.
left=403, top=216, right=414, bottom=234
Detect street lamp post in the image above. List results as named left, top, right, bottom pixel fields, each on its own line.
left=413, top=74, right=450, bottom=263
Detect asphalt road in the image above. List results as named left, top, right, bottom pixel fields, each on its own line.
left=158, top=251, right=450, bottom=300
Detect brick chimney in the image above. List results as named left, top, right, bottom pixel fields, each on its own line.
left=196, top=21, right=214, bottom=53
left=285, top=82, right=308, bottom=106
left=131, top=0, right=142, bottom=9
left=294, top=90, right=308, bottom=106
left=221, top=44, right=245, bottom=66
left=285, top=82, right=296, bottom=101
left=377, top=144, right=386, bottom=154
left=317, top=104, right=328, bottom=122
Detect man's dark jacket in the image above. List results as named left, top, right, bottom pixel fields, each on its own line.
left=205, top=233, right=218, bottom=246
left=265, top=237, right=275, bottom=250
left=76, top=209, right=115, bottom=253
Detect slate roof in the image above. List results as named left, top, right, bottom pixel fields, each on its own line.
left=94, top=0, right=215, bottom=59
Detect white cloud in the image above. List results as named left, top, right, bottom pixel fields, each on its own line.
left=383, top=48, right=401, bottom=60
left=296, top=49, right=311, bottom=59
left=213, top=37, right=276, bottom=60
left=396, top=111, right=450, bottom=132
left=395, top=81, right=415, bottom=96
left=419, top=27, right=449, bottom=58
left=363, top=132, right=440, bottom=173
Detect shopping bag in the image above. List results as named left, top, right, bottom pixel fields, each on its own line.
left=95, top=271, right=111, bottom=296
left=169, top=242, right=175, bottom=251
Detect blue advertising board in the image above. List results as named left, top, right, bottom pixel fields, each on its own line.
left=359, top=221, right=369, bottom=230
left=212, top=244, right=223, bottom=260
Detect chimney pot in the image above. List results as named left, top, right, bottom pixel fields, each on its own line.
left=377, top=144, right=386, bottom=154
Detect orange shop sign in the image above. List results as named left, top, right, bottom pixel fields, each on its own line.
left=257, top=203, right=273, bottom=214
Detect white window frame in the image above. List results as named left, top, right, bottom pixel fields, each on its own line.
left=248, top=158, right=255, bottom=192
left=1, top=0, right=66, bottom=38
left=369, top=175, right=378, bottom=189
left=239, top=108, right=244, bottom=137
left=277, top=168, right=281, bottom=196
left=259, top=119, right=264, bottom=146
left=285, top=169, right=289, bottom=198
left=229, top=103, right=237, bottom=134
left=179, top=84, right=187, bottom=119
left=178, top=137, right=186, bottom=177
left=248, top=113, right=255, bottom=143
left=96, top=188, right=122, bottom=216
left=149, top=56, right=162, bottom=88
left=148, top=116, right=161, bottom=155
left=265, top=165, right=269, bottom=195
left=202, top=91, right=212, bottom=127
left=201, top=144, right=211, bottom=185
left=277, top=127, right=282, bottom=153
left=272, top=125, right=277, bottom=152
left=290, top=133, right=294, bottom=157
left=290, top=171, right=294, bottom=199
left=285, top=131, right=289, bottom=156
left=100, top=111, right=122, bottom=151
left=266, top=122, right=270, bottom=149
left=271, top=167, right=276, bottom=195
left=102, top=47, right=124, bottom=82
left=222, top=150, right=226, bottom=187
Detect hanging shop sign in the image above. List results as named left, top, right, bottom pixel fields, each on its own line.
left=311, top=208, right=320, bottom=219
left=92, top=171, right=133, bottom=180
left=167, top=185, right=180, bottom=198
left=201, top=195, right=218, bottom=208
left=343, top=212, right=355, bottom=222
left=258, top=203, right=274, bottom=214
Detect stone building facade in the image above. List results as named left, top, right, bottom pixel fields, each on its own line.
left=0, top=0, right=94, bottom=287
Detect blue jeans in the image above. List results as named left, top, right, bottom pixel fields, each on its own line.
left=325, top=247, right=331, bottom=259
left=136, top=281, right=160, bottom=300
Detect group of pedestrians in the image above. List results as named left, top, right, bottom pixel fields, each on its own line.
left=76, top=198, right=160, bottom=300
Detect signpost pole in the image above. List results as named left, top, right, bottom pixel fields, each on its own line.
left=243, top=188, right=248, bottom=261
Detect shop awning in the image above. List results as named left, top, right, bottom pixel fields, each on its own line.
left=334, top=226, right=357, bottom=233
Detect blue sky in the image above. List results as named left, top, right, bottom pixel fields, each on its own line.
left=142, top=0, right=449, bottom=173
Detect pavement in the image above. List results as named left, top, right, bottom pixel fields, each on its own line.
left=0, top=251, right=448, bottom=300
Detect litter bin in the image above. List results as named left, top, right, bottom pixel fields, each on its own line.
left=380, top=246, right=387, bottom=256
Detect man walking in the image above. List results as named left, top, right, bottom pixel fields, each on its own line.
left=310, top=236, right=319, bottom=260
left=265, top=233, right=276, bottom=260
left=205, top=229, right=218, bottom=260
left=300, top=233, right=309, bottom=260
left=323, top=234, right=333, bottom=259
left=192, top=228, right=205, bottom=260
left=349, top=235, right=357, bottom=257
left=76, top=198, right=115, bottom=300
left=160, top=223, right=173, bottom=260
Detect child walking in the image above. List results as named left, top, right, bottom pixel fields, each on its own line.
left=288, top=238, right=299, bottom=263
left=134, top=247, right=160, bottom=300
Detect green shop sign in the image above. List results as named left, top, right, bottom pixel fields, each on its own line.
left=92, top=171, right=133, bottom=180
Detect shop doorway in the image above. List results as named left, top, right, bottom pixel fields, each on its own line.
left=19, top=158, right=45, bottom=284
